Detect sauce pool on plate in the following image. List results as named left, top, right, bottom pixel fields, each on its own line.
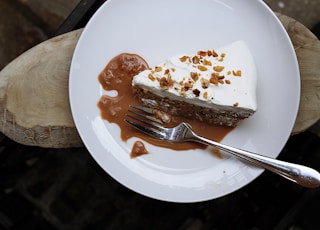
left=98, top=53, right=233, bottom=158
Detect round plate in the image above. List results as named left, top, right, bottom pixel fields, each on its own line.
left=69, top=0, right=300, bottom=202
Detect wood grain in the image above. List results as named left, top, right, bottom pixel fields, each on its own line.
left=0, top=29, right=83, bottom=147
left=277, top=13, right=320, bottom=134
left=0, top=14, right=319, bottom=147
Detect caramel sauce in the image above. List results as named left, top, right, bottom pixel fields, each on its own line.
left=98, top=53, right=234, bottom=158
left=131, top=141, right=148, bottom=158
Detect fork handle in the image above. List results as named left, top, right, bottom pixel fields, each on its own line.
left=192, top=134, right=320, bottom=188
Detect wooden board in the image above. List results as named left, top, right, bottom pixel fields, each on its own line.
left=276, top=14, right=320, bottom=134
left=0, top=29, right=83, bottom=148
left=0, top=15, right=319, bottom=148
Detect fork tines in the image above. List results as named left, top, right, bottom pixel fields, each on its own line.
left=127, top=105, right=163, bottom=124
left=124, top=105, right=166, bottom=139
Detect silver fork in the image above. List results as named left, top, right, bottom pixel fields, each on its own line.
left=125, top=105, right=320, bottom=188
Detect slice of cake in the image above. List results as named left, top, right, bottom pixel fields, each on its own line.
left=132, top=41, right=257, bottom=127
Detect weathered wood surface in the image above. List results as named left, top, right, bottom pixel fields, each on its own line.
left=277, top=14, right=320, bottom=134
left=0, top=14, right=319, bottom=148
left=0, top=29, right=83, bottom=147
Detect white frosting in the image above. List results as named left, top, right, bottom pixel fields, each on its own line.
left=132, top=41, right=257, bottom=111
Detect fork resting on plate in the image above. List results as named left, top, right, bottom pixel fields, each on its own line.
left=125, top=105, right=320, bottom=188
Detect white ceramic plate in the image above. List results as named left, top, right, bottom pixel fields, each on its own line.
left=69, top=0, right=300, bottom=202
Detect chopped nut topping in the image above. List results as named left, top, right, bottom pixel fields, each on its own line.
left=180, top=87, right=188, bottom=95
left=184, top=79, right=194, bottom=90
left=148, top=73, right=155, bottom=81
left=193, top=89, right=200, bottom=97
left=218, top=75, right=225, bottom=84
left=155, top=66, right=162, bottom=72
left=203, top=59, right=212, bottom=66
left=192, top=56, right=200, bottom=64
left=233, top=102, right=239, bottom=107
left=171, top=68, right=176, bottom=72
left=179, top=56, right=189, bottom=62
left=210, top=73, right=220, bottom=86
left=213, top=65, right=225, bottom=72
left=221, top=53, right=226, bottom=58
left=164, top=69, right=170, bottom=75
left=201, top=78, right=210, bottom=88
left=209, top=74, right=225, bottom=85
left=210, top=73, right=224, bottom=86
left=190, top=72, right=199, bottom=81
left=198, top=65, right=208, bottom=71
left=203, top=91, right=208, bottom=99
left=225, top=79, right=231, bottom=84
left=233, top=70, right=242, bottom=76
left=227, top=70, right=231, bottom=75
left=212, top=50, right=218, bottom=57
left=159, top=76, right=173, bottom=89
left=197, top=50, right=207, bottom=57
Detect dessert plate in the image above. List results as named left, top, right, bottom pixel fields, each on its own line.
left=69, top=0, right=300, bottom=202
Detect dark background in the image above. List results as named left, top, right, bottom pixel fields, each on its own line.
left=1, top=0, right=320, bottom=229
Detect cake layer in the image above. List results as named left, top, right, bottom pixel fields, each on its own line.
left=133, top=87, right=252, bottom=126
